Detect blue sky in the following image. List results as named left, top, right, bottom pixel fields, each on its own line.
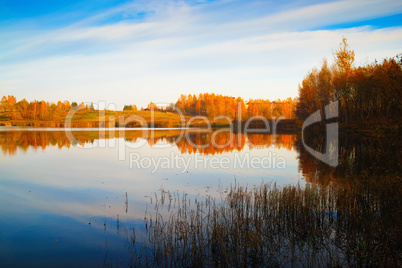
left=1, top=0, right=401, bottom=109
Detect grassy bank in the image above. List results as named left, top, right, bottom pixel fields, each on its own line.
left=0, top=110, right=246, bottom=128
left=0, top=110, right=191, bottom=128
left=0, top=110, right=298, bottom=132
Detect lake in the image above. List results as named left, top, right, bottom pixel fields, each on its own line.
left=0, top=128, right=400, bottom=267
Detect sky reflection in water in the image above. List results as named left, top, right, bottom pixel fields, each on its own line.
left=0, top=129, right=301, bottom=267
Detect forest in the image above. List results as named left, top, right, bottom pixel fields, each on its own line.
left=173, top=93, right=296, bottom=119
left=296, top=38, right=402, bottom=128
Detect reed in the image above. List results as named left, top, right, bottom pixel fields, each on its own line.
left=127, top=181, right=401, bottom=267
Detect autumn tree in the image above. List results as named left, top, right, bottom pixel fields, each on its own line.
left=296, top=38, right=402, bottom=126
left=0, top=95, right=17, bottom=112
left=0, top=96, right=5, bottom=112
left=39, top=101, right=48, bottom=120
left=64, top=101, right=71, bottom=111
left=332, top=38, right=355, bottom=123
left=16, top=99, right=30, bottom=119
left=78, top=102, right=86, bottom=110
left=123, top=105, right=132, bottom=111
left=147, top=102, right=158, bottom=111
left=28, top=101, right=39, bottom=120
left=235, top=97, right=248, bottom=120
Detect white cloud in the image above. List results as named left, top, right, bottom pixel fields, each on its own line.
left=0, top=0, right=401, bottom=108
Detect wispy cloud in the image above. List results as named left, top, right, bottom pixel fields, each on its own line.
left=0, top=0, right=401, bottom=108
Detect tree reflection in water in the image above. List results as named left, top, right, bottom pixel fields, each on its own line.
left=0, top=129, right=400, bottom=266
left=126, top=132, right=401, bottom=267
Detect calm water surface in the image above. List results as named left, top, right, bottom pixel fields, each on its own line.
left=0, top=128, right=400, bottom=267
left=0, top=128, right=300, bottom=267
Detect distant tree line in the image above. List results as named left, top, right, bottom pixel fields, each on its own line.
left=296, top=38, right=402, bottom=126
left=2, top=94, right=299, bottom=123
left=2, top=93, right=298, bottom=122
left=172, top=93, right=297, bottom=119
left=0, top=96, right=94, bottom=121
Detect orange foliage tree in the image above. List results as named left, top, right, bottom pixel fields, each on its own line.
left=296, top=38, right=402, bottom=126
left=174, top=93, right=296, bottom=120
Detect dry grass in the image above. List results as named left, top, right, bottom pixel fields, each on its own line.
left=126, top=181, right=401, bottom=267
